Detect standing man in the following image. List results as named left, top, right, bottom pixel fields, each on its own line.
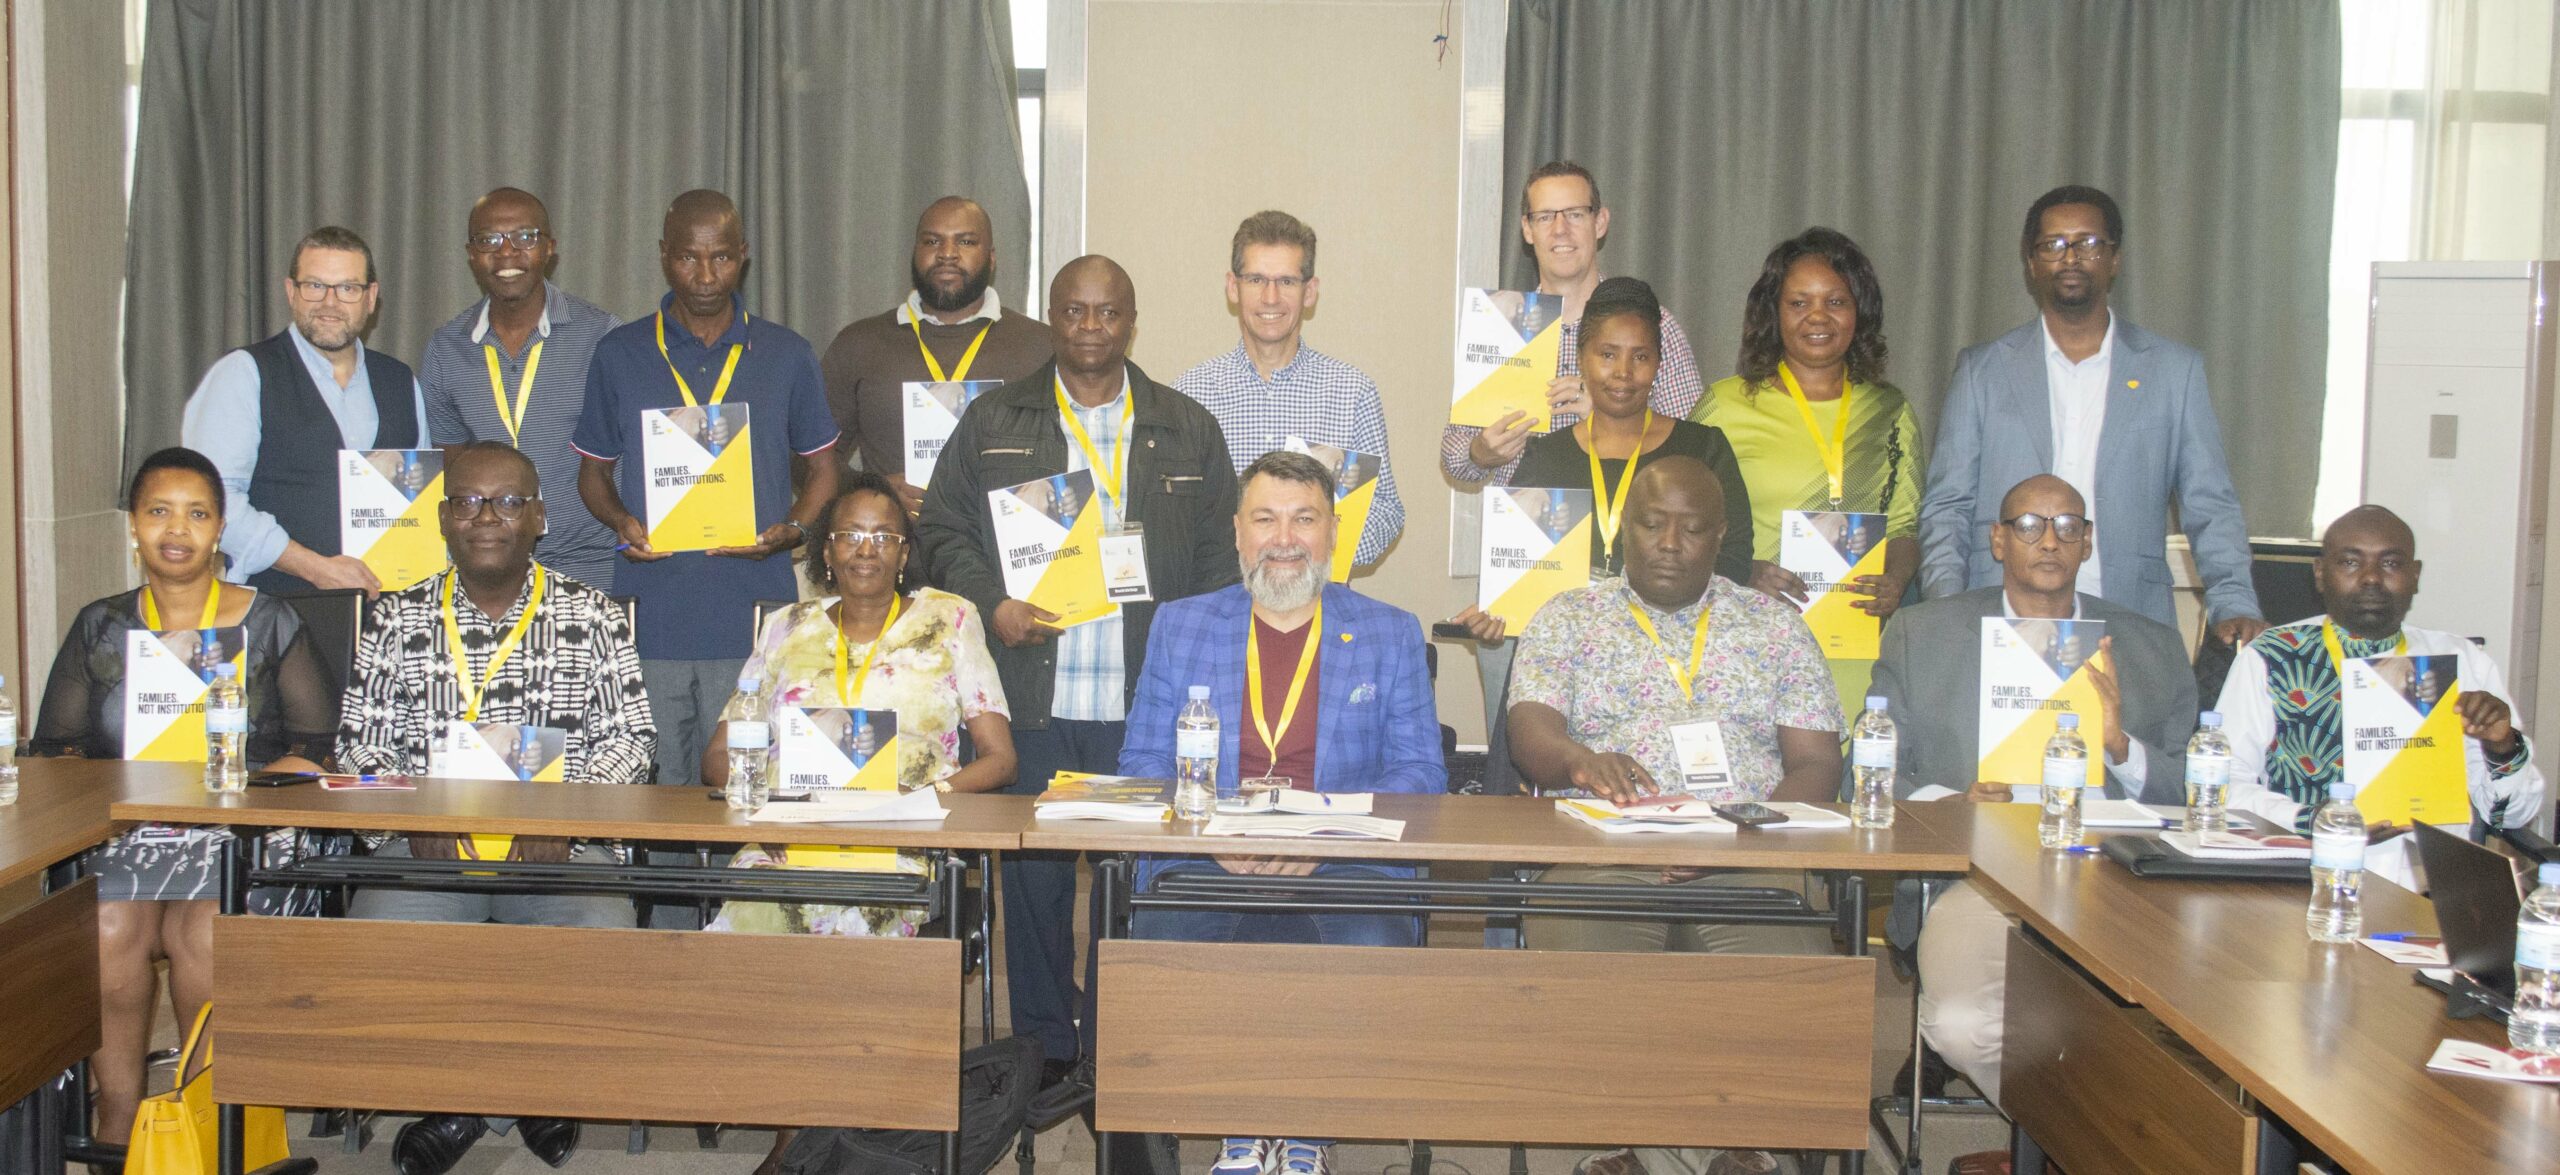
left=420, top=188, right=623, bottom=588
left=1177, top=210, right=1406, bottom=569
left=183, top=225, right=427, bottom=594
left=572, top=190, right=841, bottom=806
left=920, top=255, right=1240, bottom=1109
left=1919, top=184, right=2267, bottom=645
left=821, top=195, right=1053, bottom=513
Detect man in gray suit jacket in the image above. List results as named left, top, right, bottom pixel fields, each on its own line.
left=1918, top=184, right=2267, bottom=649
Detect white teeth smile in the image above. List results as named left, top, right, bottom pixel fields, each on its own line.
left=496, top=269, right=526, bottom=278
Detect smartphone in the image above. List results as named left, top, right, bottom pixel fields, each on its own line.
left=1713, top=802, right=1789, bottom=828
left=1430, top=621, right=1479, bottom=641
left=246, top=770, right=319, bottom=788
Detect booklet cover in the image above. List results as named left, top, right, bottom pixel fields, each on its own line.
left=433, top=721, right=568, bottom=863
left=1033, top=771, right=1175, bottom=821
left=1477, top=486, right=1594, bottom=637
left=2342, top=652, right=2470, bottom=826
left=1284, top=437, right=1383, bottom=583
left=902, top=379, right=1000, bottom=488
left=1976, top=617, right=2109, bottom=790
left=121, top=627, right=247, bottom=762
left=775, top=707, right=901, bottom=796
left=641, top=403, right=758, bottom=552
left=991, top=469, right=1117, bottom=628
left=1781, top=510, right=1887, bottom=660
left=2426, top=1039, right=2560, bottom=1083
left=339, top=449, right=449, bottom=591
left=1449, top=287, right=1566, bottom=430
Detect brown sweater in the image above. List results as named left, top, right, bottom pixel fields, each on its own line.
left=820, top=304, right=1055, bottom=477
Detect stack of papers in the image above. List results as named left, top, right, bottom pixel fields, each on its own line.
left=1200, top=813, right=1406, bottom=841
left=1556, top=798, right=1852, bottom=835
left=2359, top=936, right=2451, bottom=966
left=745, top=788, right=947, bottom=824
left=2158, top=828, right=2313, bottom=860
left=1034, top=772, right=1173, bottom=822
left=1217, top=790, right=1374, bottom=816
left=2427, top=1039, right=2560, bottom=1083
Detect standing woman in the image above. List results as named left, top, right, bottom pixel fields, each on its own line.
left=29, top=446, right=335, bottom=1145
left=1696, top=229, right=1924, bottom=712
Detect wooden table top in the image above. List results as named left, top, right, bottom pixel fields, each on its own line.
left=0, top=759, right=200, bottom=888
left=1022, top=794, right=1975, bottom=871
left=1961, top=803, right=2560, bottom=1175
left=111, top=774, right=1033, bottom=852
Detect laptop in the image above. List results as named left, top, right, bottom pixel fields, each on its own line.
left=2416, top=821, right=2528, bottom=996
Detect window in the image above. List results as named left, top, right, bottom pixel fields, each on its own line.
left=1015, top=0, right=1048, bottom=316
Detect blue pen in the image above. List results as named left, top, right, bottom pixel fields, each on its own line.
left=2371, top=933, right=2442, bottom=944
left=2059, top=844, right=2102, bottom=855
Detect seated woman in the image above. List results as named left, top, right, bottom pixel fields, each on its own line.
left=28, top=446, right=334, bottom=1146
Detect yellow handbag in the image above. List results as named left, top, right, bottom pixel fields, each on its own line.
left=126, top=1003, right=289, bottom=1175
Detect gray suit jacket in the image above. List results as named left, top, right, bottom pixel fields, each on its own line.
left=1916, top=315, right=2261, bottom=628
left=1867, top=587, right=2199, bottom=804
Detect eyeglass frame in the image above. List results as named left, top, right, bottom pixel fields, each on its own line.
left=289, top=279, right=374, bottom=303
left=1997, top=512, right=2092, bottom=543
left=826, top=529, right=910, bottom=552
left=2028, top=234, right=2116, bottom=262
left=466, top=227, right=550, bottom=253
left=1523, top=205, right=1599, bottom=229
left=444, top=493, right=538, bottom=521
left=1232, top=273, right=1308, bottom=293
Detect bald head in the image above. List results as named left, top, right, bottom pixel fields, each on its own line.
left=1999, top=473, right=2085, bottom=519
left=1991, top=473, right=2092, bottom=598
left=914, top=197, right=996, bottom=316
left=1050, top=255, right=1138, bottom=384
left=2316, top=504, right=2422, bottom=639
left=471, top=187, right=548, bottom=232
left=660, top=189, right=746, bottom=323
left=1620, top=456, right=1726, bottom=609
left=921, top=196, right=992, bottom=238
left=2324, top=504, right=2416, bottom=556
left=664, top=189, right=742, bottom=243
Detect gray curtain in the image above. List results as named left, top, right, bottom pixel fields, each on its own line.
left=1507, top=0, right=2340, bottom=536
left=123, top=0, right=1030, bottom=493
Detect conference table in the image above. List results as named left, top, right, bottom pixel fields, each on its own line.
left=1932, top=801, right=2560, bottom=1174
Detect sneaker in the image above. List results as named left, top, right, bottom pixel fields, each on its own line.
left=1210, top=1138, right=1277, bottom=1175
left=1273, top=1139, right=1332, bottom=1175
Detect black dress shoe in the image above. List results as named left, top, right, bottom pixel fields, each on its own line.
left=1026, top=1055, right=1095, bottom=1128
left=392, top=1114, right=486, bottom=1175
left=518, top=1117, right=581, bottom=1168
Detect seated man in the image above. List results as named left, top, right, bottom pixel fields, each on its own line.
left=334, top=441, right=656, bottom=1175
left=1119, top=449, right=1445, bottom=1175
left=2218, top=504, right=2544, bottom=887
left=1873, top=474, right=2195, bottom=1175
left=1508, top=456, right=1841, bottom=1175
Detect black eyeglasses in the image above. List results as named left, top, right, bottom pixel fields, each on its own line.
left=445, top=494, right=536, bottom=521
left=1525, top=205, right=1597, bottom=229
left=290, top=279, right=371, bottom=302
left=466, top=227, right=549, bottom=253
left=2000, top=512, right=2090, bottom=543
left=2030, top=234, right=2115, bottom=262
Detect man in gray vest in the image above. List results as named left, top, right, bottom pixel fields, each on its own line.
left=182, top=225, right=426, bottom=595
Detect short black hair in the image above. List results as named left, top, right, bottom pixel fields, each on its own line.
left=806, top=469, right=921, bottom=594
left=2021, top=185, right=2125, bottom=257
left=129, top=447, right=225, bottom=517
left=290, top=225, right=378, bottom=284
left=1579, top=275, right=1661, bottom=351
left=1239, top=449, right=1337, bottom=501
left=1519, top=160, right=1602, bottom=217
left=1737, top=227, right=1890, bottom=388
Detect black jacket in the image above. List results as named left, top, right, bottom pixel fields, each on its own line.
left=918, top=360, right=1240, bottom=729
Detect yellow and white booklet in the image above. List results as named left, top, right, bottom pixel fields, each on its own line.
left=2342, top=652, right=2469, bottom=825
left=1782, top=510, right=1887, bottom=660
left=432, top=721, right=567, bottom=862
left=991, top=469, right=1117, bottom=627
left=641, top=403, right=757, bottom=551
left=339, top=449, right=449, bottom=591
left=1976, top=617, right=2109, bottom=790
left=902, top=380, right=1000, bottom=488
left=1449, top=287, right=1566, bottom=430
left=1284, top=436, right=1382, bottom=582
left=1477, top=486, right=1593, bottom=638
left=122, top=628, right=246, bottom=761
left=774, top=706, right=903, bottom=870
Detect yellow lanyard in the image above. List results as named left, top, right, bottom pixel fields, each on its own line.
left=482, top=339, right=545, bottom=445
left=1776, top=363, right=1851, bottom=507
left=909, top=316, right=993, bottom=383
left=2319, top=620, right=2407, bottom=677
left=441, top=566, right=547, bottom=722
left=654, top=312, right=746, bottom=407
left=1247, top=598, right=1324, bottom=765
left=1055, top=379, right=1134, bottom=509
left=141, top=579, right=220, bottom=630
left=832, top=593, right=904, bottom=707
left=1582, top=409, right=1651, bottom=562
left=1624, top=597, right=1712, bottom=702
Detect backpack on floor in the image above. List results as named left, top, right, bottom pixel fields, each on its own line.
left=778, top=1035, right=1041, bottom=1175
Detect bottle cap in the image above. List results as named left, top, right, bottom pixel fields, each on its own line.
left=2329, top=781, right=2356, bottom=801
left=2056, top=713, right=2080, bottom=728
left=1188, top=685, right=1210, bottom=700
left=1865, top=695, right=1887, bottom=711
left=737, top=674, right=762, bottom=692
left=2542, top=862, right=2560, bottom=887
left=2200, top=711, right=2222, bottom=727
left=214, top=663, right=238, bottom=678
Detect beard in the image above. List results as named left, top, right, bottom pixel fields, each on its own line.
left=913, top=259, right=994, bottom=314
left=1244, top=547, right=1322, bottom=613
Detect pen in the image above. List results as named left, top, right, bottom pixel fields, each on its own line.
left=2059, top=844, right=2102, bottom=855
left=614, top=542, right=633, bottom=552
left=2370, top=933, right=2442, bottom=945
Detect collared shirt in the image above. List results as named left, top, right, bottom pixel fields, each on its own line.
left=1999, top=589, right=2147, bottom=793
left=334, top=564, right=656, bottom=787
left=181, top=324, right=430, bottom=578
left=1439, top=306, right=1706, bottom=483
left=1511, top=576, right=1841, bottom=800
left=895, top=287, right=1005, bottom=327
left=420, top=283, right=623, bottom=587
left=1175, top=340, right=1406, bottom=566
left=1051, top=371, right=1133, bottom=722
left=2041, top=316, right=2115, bottom=599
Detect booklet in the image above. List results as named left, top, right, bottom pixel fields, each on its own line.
left=1555, top=798, right=1852, bottom=834
left=902, top=380, right=1000, bottom=488
left=991, top=469, right=1118, bottom=628
left=1216, top=789, right=1374, bottom=816
left=2426, top=1039, right=2560, bottom=1083
left=1477, top=486, right=1594, bottom=637
left=640, top=404, right=758, bottom=552
left=2341, top=652, right=2470, bottom=826
left=122, top=627, right=247, bottom=762
left=2359, top=936, right=2451, bottom=966
left=2158, top=828, right=2314, bottom=860
left=1976, top=617, right=2109, bottom=791
left=1449, top=287, right=1566, bottom=430
left=1201, top=812, right=1406, bottom=841
left=432, top=721, right=568, bottom=863
left=338, top=449, right=449, bottom=591
left=1781, top=510, right=1886, bottom=661
left=744, top=787, right=947, bottom=825
left=1284, top=437, right=1382, bottom=583
left=1033, top=772, right=1174, bottom=821
left=774, top=707, right=900, bottom=797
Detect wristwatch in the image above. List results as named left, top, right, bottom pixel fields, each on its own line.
left=778, top=518, right=808, bottom=543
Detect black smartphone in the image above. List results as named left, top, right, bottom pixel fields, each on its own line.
left=1430, top=621, right=1478, bottom=641
left=246, top=770, right=319, bottom=787
left=1713, top=802, right=1788, bottom=827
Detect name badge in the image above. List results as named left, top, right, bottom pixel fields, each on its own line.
left=1668, top=721, right=1734, bottom=793
left=1101, top=522, right=1152, bottom=602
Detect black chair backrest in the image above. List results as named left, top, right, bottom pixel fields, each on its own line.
left=275, top=589, right=365, bottom=700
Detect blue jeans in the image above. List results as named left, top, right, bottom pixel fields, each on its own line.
left=1132, top=861, right=1423, bottom=947
left=1003, top=718, right=1127, bottom=1066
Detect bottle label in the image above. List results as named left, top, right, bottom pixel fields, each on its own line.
left=1852, top=738, right=1895, bottom=769
left=2312, top=829, right=2365, bottom=871
left=2187, top=753, right=2230, bottom=788
left=0, top=714, right=15, bottom=745
left=205, top=706, right=248, bottom=735
left=729, top=721, right=771, bottom=750
left=2041, top=756, right=2084, bottom=791
left=1176, top=728, right=1217, bottom=760
left=2520, top=924, right=2560, bottom=971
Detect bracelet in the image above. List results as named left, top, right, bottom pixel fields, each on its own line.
left=778, top=518, right=808, bottom=540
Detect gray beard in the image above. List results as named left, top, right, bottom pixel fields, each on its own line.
left=1245, top=553, right=1321, bottom=613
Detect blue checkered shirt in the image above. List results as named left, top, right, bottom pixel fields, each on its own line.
left=1052, top=375, right=1132, bottom=722
left=1175, top=341, right=1406, bottom=567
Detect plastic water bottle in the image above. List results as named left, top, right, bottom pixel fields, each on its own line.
left=1849, top=696, right=1896, bottom=829
left=0, top=674, right=18, bottom=806
left=723, top=673, right=773, bottom=810
left=203, top=664, right=247, bottom=793
left=2038, top=713, right=2088, bottom=849
left=1174, top=685, right=1219, bottom=820
left=2307, top=782, right=2366, bottom=943
left=2185, top=711, right=2232, bottom=833
left=2511, top=862, right=2560, bottom=1055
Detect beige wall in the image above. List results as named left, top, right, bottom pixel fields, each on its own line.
left=1086, top=0, right=1484, bottom=738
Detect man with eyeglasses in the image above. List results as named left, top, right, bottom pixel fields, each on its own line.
left=334, top=441, right=655, bottom=1175
left=1920, top=184, right=2265, bottom=649
left=418, top=189, right=623, bottom=588
left=1176, top=210, right=1406, bottom=571
left=182, top=225, right=428, bottom=595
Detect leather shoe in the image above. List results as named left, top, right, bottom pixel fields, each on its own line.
left=1026, top=1055, right=1095, bottom=1128
left=391, top=1114, right=485, bottom=1175
left=519, top=1117, right=581, bottom=1168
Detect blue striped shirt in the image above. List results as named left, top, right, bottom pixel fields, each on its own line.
left=1052, top=374, right=1132, bottom=723
left=1175, top=341, right=1406, bottom=566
